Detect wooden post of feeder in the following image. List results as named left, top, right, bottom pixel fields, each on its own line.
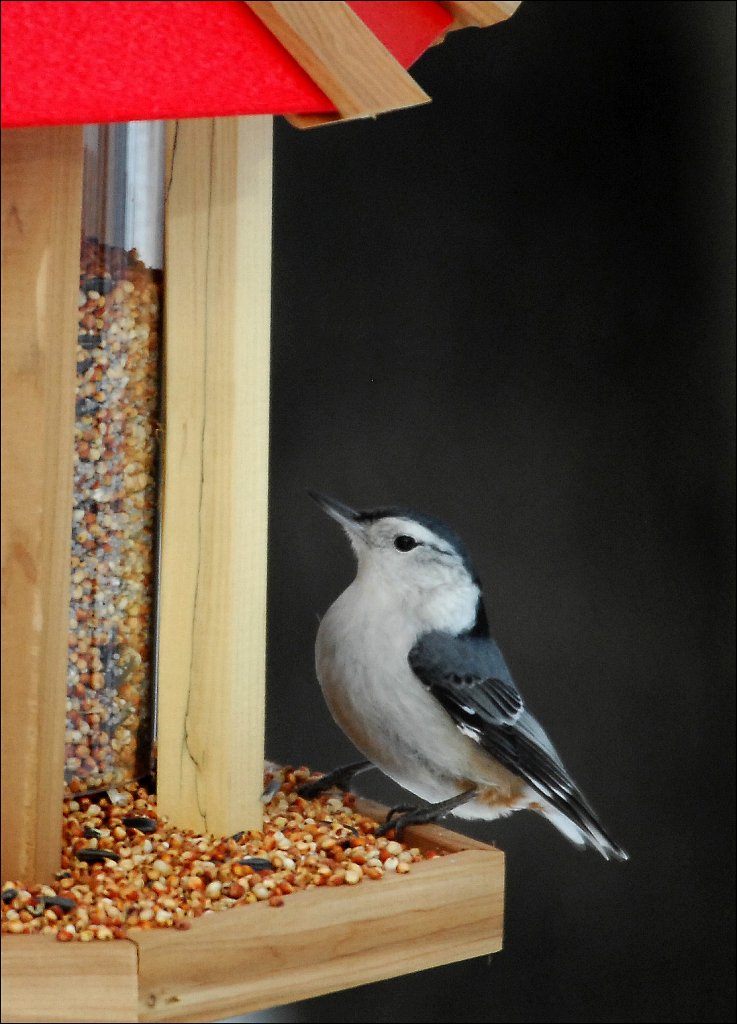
left=156, top=116, right=273, bottom=837
left=1, top=126, right=85, bottom=883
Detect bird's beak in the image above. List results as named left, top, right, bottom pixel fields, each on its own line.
left=308, top=490, right=366, bottom=540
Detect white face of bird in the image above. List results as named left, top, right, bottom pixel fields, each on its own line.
left=310, top=492, right=481, bottom=633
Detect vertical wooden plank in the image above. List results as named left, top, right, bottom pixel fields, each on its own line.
left=1, top=126, right=84, bottom=882
left=157, top=117, right=272, bottom=836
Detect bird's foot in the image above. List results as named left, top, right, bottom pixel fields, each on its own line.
left=296, top=760, right=374, bottom=799
left=374, top=804, right=422, bottom=839
left=375, top=788, right=478, bottom=840
left=385, top=804, right=418, bottom=822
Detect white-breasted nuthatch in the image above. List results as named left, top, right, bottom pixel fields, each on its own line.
left=304, top=491, right=628, bottom=861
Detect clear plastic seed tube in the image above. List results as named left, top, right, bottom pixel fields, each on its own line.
left=65, top=123, right=165, bottom=796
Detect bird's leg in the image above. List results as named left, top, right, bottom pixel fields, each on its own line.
left=296, top=760, right=374, bottom=799
left=375, top=788, right=478, bottom=840
left=384, top=804, right=417, bottom=822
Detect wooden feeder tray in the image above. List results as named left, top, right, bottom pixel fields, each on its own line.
left=1, top=799, right=504, bottom=1024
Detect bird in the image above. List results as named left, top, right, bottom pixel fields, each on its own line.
left=303, top=490, right=628, bottom=861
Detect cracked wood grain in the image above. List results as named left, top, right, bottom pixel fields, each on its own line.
left=157, top=117, right=272, bottom=836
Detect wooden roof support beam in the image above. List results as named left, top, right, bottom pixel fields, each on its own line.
left=439, top=1, right=522, bottom=30
left=245, top=1, right=431, bottom=127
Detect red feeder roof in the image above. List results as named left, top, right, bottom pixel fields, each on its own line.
left=1, top=1, right=459, bottom=128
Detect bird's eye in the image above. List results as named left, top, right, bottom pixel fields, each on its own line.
left=394, top=535, right=418, bottom=552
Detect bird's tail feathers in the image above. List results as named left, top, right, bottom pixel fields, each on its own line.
left=542, top=806, right=629, bottom=862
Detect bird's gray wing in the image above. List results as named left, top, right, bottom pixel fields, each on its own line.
left=408, top=630, right=608, bottom=838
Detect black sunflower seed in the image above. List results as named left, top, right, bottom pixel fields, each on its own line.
left=236, top=857, right=273, bottom=871
left=84, top=276, right=114, bottom=294
left=75, top=396, right=100, bottom=418
left=41, top=895, right=77, bottom=912
left=76, top=848, right=121, bottom=864
left=1, top=889, right=18, bottom=904
left=121, top=816, right=157, bottom=833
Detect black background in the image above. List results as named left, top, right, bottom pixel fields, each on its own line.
left=253, top=3, right=734, bottom=1022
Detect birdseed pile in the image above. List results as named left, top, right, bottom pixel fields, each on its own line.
left=1, top=768, right=439, bottom=941
left=66, top=239, right=160, bottom=796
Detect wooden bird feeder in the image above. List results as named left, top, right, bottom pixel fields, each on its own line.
left=1, top=2, right=518, bottom=1020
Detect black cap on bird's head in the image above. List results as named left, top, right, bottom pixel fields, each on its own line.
left=307, top=490, right=480, bottom=583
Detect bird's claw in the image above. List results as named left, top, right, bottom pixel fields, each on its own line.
left=385, top=803, right=418, bottom=822
left=375, top=805, right=431, bottom=840
left=295, top=778, right=333, bottom=799
left=295, top=760, right=373, bottom=799
left=376, top=788, right=478, bottom=840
